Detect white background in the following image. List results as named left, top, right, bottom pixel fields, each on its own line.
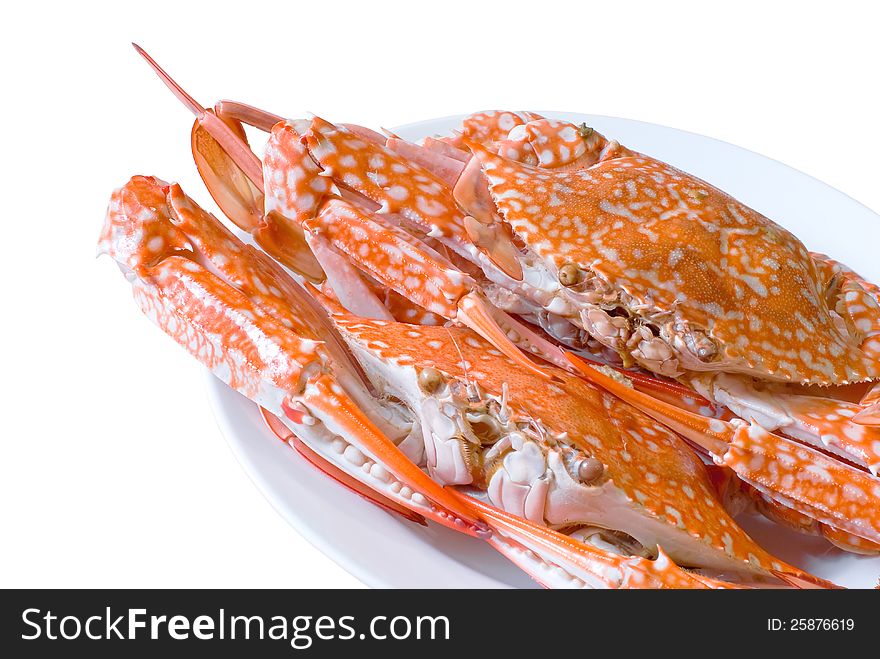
left=1, top=0, right=878, bottom=588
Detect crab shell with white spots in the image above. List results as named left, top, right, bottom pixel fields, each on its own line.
left=331, top=315, right=813, bottom=581
left=466, top=142, right=880, bottom=386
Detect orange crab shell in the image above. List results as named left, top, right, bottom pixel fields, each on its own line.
left=469, top=143, right=880, bottom=385
left=332, top=316, right=795, bottom=577
left=303, top=116, right=470, bottom=241
left=456, top=110, right=541, bottom=145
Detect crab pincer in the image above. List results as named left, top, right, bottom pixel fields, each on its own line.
left=98, top=175, right=484, bottom=535
left=132, top=44, right=324, bottom=281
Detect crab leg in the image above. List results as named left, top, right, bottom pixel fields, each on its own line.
left=445, top=110, right=542, bottom=147
left=423, top=137, right=471, bottom=163
left=692, top=373, right=880, bottom=476
left=100, top=176, right=483, bottom=534
left=384, top=136, right=466, bottom=186
left=304, top=232, right=394, bottom=321
left=566, top=353, right=880, bottom=546
left=303, top=196, right=563, bottom=381
left=217, top=99, right=389, bottom=149
left=215, top=100, right=283, bottom=132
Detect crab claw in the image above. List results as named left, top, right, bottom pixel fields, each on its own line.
left=453, top=156, right=525, bottom=282
left=566, top=352, right=880, bottom=551
left=132, top=44, right=264, bottom=190
left=100, top=175, right=484, bottom=536
left=301, top=116, right=472, bottom=244
left=133, top=44, right=323, bottom=281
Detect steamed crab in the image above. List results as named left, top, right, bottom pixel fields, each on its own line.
left=100, top=46, right=880, bottom=581
left=99, top=175, right=833, bottom=588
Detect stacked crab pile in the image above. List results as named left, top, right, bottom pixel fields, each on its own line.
left=99, top=48, right=880, bottom=588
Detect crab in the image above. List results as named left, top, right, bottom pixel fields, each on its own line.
left=128, top=46, right=880, bottom=556
left=99, top=175, right=836, bottom=588
left=445, top=113, right=880, bottom=551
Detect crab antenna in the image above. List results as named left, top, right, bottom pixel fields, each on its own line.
left=131, top=43, right=265, bottom=191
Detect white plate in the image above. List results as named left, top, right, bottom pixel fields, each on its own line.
left=206, top=113, right=880, bottom=588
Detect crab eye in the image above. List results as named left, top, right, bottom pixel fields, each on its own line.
left=558, top=263, right=583, bottom=287
left=417, top=367, right=445, bottom=393
left=577, top=457, right=605, bottom=484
